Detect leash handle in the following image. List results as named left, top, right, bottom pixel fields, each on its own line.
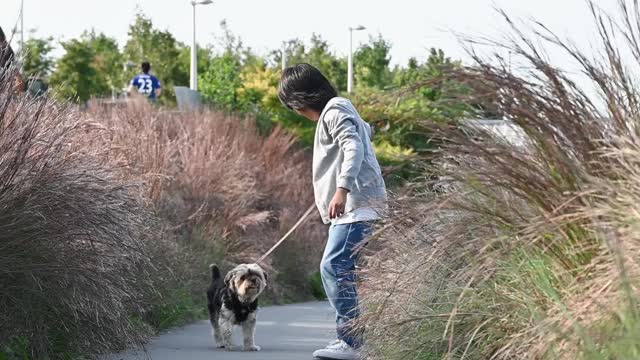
left=256, top=204, right=317, bottom=264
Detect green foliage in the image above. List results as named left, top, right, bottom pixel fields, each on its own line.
left=196, top=27, right=320, bottom=145
left=196, top=30, right=469, bottom=153
left=145, top=287, right=205, bottom=331
left=354, top=35, right=392, bottom=89
left=84, top=31, right=123, bottom=94
left=22, top=36, right=54, bottom=79
left=393, top=49, right=450, bottom=86
left=36, top=15, right=471, bottom=158
left=49, top=32, right=123, bottom=103
left=373, top=140, right=415, bottom=163
left=1, top=337, right=31, bottom=360
left=0, top=336, right=87, bottom=360
left=273, top=34, right=348, bottom=92
left=305, top=35, right=348, bottom=92
left=585, top=310, right=640, bottom=359
left=239, top=63, right=315, bottom=145
left=40, top=14, right=470, bottom=163
left=46, top=13, right=193, bottom=104
left=177, top=45, right=212, bottom=83
left=309, top=272, right=326, bottom=300
left=355, top=48, right=470, bottom=152
left=199, top=52, right=243, bottom=110
left=49, top=39, right=98, bottom=103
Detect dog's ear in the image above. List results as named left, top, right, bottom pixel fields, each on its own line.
left=224, top=269, right=236, bottom=287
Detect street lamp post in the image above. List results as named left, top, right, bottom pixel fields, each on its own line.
left=347, top=25, right=365, bottom=94
left=281, top=41, right=287, bottom=71
left=20, top=0, right=24, bottom=53
left=190, top=0, right=213, bottom=91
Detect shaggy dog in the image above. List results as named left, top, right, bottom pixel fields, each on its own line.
left=207, top=263, right=267, bottom=351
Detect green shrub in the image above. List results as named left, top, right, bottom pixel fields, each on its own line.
left=1, top=337, right=31, bottom=360
left=145, top=287, right=206, bottom=331
left=309, top=272, right=326, bottom=300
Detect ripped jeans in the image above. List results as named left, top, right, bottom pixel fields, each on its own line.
left=320, top=222, right=372, bottom=348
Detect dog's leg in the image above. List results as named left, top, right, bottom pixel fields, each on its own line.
left=219, top=321, right=234, bottom=351
left=219, top=310, right=235, bottom=351
left=242, top=313, right=260, bottom=351
left=210, top=314, right=224, bottom=348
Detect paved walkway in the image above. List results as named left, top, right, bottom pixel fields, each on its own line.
left=103, top=301, right=334, bottom=360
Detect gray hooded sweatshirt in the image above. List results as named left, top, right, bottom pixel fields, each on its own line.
left=313, top=97, right=387, bottom=224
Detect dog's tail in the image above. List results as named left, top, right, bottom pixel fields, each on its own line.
left=209, top=264, right=221, bottom=280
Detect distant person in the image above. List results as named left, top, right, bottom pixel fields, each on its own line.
left=0, top=27, right=15, bottom=70
left=0, top=26, right=25, bottom=91
left=0, top=26, right=15, bottom=70
left=128, top=61, right=161, bottom=101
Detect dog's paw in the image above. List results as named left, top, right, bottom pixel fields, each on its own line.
left=216, top=344, right=225, bottom=349
left=244, top=345, right=261, bottom=351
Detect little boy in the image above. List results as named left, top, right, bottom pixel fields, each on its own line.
left=278, top=63, right=387, bottom=360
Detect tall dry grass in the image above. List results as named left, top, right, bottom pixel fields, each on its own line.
left=357, top=1, right=640, bottom=359
left=0, top=71, right=157, bottom=357
left=86, top=100, right=325, bottom=301
left=0, top=79, right=324, bottom=357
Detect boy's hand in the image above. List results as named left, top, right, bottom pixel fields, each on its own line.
left=329, top=188, right=349, bottom=219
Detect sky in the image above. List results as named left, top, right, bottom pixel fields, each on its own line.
left=0, top=0, right=621, bottom=68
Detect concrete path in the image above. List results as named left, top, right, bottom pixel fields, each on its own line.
left=103, top=301, right=335, bottom=360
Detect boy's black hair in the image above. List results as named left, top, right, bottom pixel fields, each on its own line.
left=278, top=63, right=337, bottom=113
left=141, top=61, right=151, bottom=74
left=0, top=27, right=5, bottom=42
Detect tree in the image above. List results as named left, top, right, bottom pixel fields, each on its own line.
left=271, top=35, right=347, bottom=92
left=84, top=31, right=123, bottom=95
left=199, top=21, right=274, bottom=111
left=354, top=48, right=469, bottom=152
left=393, top=48, right=453, bottom=87
left=199, top=52, right=243, bottom=110
left=272, top=38, right=306, bottom=67
left=48, top=31, right=124, bottom=103
left=354, top=35, right=392, bottom=89
left=305, top=34, right=347, bottom=92
left=177, top=45, right=212, bottom=85
left=215, top=20, right=244, bottom=56
left=22, top=36, right=55, bottom=79
left=49, top=39, right=97, bottom=104
left=237, top=61, right=279, bottom=133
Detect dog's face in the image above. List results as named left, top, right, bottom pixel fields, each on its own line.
left=224, top=264, right=267, bottom=302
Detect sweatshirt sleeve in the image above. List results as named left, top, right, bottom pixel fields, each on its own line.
left=326, top=109, right=364, bottom=192
left=364, top=121, right=374, bottom=141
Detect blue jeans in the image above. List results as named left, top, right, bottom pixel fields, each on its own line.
left=320, top=222, right=372, bottom=348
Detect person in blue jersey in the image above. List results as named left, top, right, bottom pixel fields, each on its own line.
left=128, top=61, right=161, bottom=101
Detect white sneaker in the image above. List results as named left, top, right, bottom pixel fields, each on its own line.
left=313, top=340, right=360, bottom=360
